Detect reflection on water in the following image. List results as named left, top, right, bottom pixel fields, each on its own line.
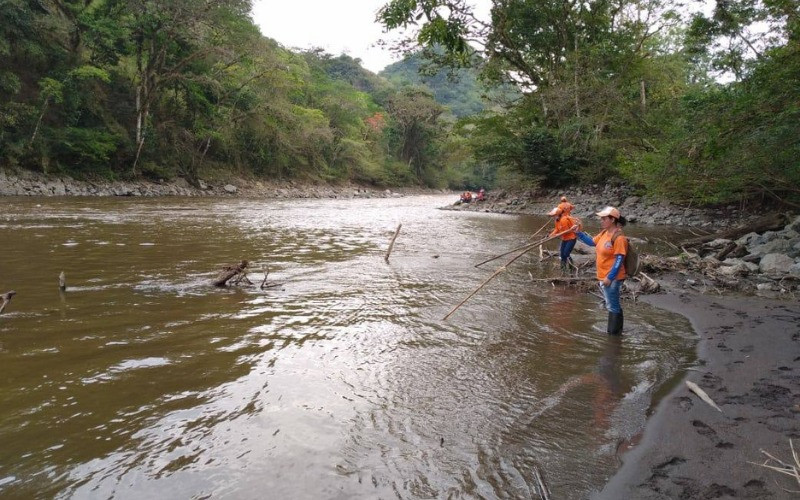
left=0, top=196, right=694, bottom=499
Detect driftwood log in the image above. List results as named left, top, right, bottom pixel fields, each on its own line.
left=213, top=260, right=249, bottom=287
left=681, top=213, right=788, bottom=247
left=0, top=291, right=17, bottom=315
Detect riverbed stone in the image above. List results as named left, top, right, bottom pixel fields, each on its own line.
left=759, top=253, right=794, bottom=274
left=707, top=238, right=732, bottom=248
left=750, top=239, right=793, bottom=256
left=786, top=215, right=800, bottom=233
left=736, top=232, right=760, bottom=246
left=223, top=184, right=237, bottom=194
left=719, top=261, right=750, bottom=276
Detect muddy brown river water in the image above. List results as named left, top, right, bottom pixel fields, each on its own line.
left=0, top=195, right=695, bottom=499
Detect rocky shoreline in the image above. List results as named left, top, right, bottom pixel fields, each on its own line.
left=0, top=169, right=438, bottom=199
left=445, top=184, right=761, bottom=229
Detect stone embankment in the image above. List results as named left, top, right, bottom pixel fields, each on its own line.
left=681, top=214, right=800, bottom=291
left=0, top=169, right=432, bottom=199
left=446, top=184, right=761, bottom=229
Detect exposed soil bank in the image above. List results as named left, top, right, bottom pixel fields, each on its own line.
left=595, top=287, right=800, bottom=499
left=0, top=169, right=447, bottom=199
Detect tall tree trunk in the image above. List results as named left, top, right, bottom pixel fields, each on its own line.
left=132, top=86, right=149, bottom=176
left=640, top=79, right=646, bottom=114
left=29, top=96, right=50, bottom=148
left=574, top=34, right=580, bottom=119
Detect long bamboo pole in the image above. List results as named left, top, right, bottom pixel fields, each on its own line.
left=528, top=219, right=552, bottom=241
left=443, top=229, right=573, bottom=321
left=475, top=220, right=553, bottom=268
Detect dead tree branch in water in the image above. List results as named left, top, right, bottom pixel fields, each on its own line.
left=0, top=291, right=17, bottom=315
left=213, top=260, right=249, bottom=287
left=259, top=266, right=284, bottom=290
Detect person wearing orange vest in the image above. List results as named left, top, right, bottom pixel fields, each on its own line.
left=557, top=196, right=575, bottom=215
left=573, top=206, right=629, bottom=335
left=548, top=205, right=581, bottom=274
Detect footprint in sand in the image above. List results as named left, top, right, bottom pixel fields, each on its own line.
left=675, top=396, right=693, bottom=411
left=691, top=420, right=718, bottom=439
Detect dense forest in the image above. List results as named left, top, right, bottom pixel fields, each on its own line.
left=379, top=0, right=800, bottom=205
left=0, top=0, right=477, bottom=188
left=1, top=0, right=798, bottom=205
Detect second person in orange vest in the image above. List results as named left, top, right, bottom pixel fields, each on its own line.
left=548, top=205, right=581, bottom=274
left=557, top=196, right=575, bottom=215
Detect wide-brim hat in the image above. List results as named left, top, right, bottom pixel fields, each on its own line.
left=547, top=207, right=562, bottom=216
left=595, top=206, right=621, bottom=219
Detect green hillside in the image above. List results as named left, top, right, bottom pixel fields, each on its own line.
left=380, top=53, right=492, bottom=118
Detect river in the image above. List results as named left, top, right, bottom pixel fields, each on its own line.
left=0, top=195, right=695, bottom=499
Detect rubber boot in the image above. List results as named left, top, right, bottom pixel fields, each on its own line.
left=560, top=261, right=568, bottom=276
left=607, top=311, right=624, bottom=335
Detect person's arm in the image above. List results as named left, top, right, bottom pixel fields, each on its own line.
left=606, top=254, right=624, bottom=281
left=575, top=230, right=595, bottom=247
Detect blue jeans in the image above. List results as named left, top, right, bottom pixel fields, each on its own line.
left=600, top=280, right=624, bottom=314
left=559, top=239, right=576, bottom=264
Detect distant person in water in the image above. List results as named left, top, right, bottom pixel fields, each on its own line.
left=477, top=188, right=486, bottom=202
left=573, top=206, right=629, bottom=335
left=459, top=191, right=473, bottom=204
left=548, top=205, right=581, bottom=274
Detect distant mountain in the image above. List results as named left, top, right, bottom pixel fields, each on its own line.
left=380, top=53, right=499, bottom=118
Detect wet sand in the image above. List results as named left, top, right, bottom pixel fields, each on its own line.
left=596, top=288, right=800, bottom=499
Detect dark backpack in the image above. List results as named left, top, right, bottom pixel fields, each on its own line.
left=611, top=232, right=641, bottom=278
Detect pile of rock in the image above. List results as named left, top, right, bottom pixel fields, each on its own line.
left=706, top=215, right=800, bottom=283
left=447, top=184, right=760, bottom=229
left=642, top=214, right=800, bottom=296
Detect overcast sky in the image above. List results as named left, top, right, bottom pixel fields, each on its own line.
left=251, top=1, right=718, bottom=75
left=251, top=0, right=402, bottom=73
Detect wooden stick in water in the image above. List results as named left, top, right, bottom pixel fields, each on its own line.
left=475, top=220, right=553, bottom=268
left=533, top=465, right=551, bottom=500
left=59, top=271, right=66, bottom=291
left=443, top=229, right=572, bottom=321
left=384, top=223, right=402, bottom=263
left=527, top=219, right=552, bottom=241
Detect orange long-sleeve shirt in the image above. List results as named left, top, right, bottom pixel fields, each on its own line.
left=593, top=230, right=628, bottom=280
left=551, top=215, right=580, bottom=241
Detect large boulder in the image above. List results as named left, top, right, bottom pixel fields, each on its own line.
left=759, top=253, right=795, bottom=274
left=786, top=215, right=800, bottom=233
left=749, top=238, right=793, bottom=256
left=622, top=195, right=640, bottom=207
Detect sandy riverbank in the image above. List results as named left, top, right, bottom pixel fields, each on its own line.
left=596, top=287, right=800, bottom=499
